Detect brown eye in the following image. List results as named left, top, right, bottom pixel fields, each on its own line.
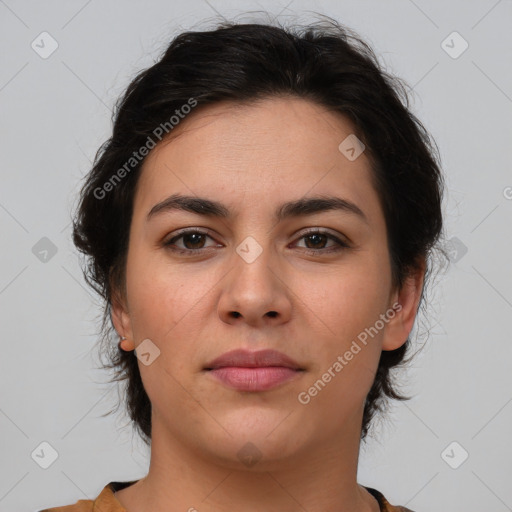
left=294, top=229, right=350, bottom=255
left=179, top=232, right=207, bottom=250
left=303, top=233, right=329, bottom=249
left=164, top=229, right=218, bottom=254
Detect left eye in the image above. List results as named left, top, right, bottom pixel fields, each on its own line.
left=294, top=231, right=348, bottom=251
left=163, top=229, right=349, bottom=254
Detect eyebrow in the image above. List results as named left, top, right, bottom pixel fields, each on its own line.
left=146, top=193, right=368, bottom=224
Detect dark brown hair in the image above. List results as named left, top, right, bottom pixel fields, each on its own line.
left=72, top=16, right=444, bottom=444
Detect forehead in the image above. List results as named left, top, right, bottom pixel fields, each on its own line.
left=133, top=96, right=380, bottom=222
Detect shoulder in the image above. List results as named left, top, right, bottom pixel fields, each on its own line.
left=37, top=499, right=94, bottom=512
left=364, top=486, right=416, bottom=512
left=37, top=482, right=121, bottom=512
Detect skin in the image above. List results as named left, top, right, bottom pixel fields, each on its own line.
left=112, top=96, right=424, bottom=512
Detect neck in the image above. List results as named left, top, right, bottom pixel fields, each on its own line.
left=116, top=409, right=379, bottom=512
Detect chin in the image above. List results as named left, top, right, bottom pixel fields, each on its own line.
left=207, top=439, right=304, bottom=472
left=196, top=412, right=312, bottom=468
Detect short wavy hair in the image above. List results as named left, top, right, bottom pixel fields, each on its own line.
left=72, top=16, right=444, bottom=444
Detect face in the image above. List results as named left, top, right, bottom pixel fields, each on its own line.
left=113, top=97, right=420, bottom=468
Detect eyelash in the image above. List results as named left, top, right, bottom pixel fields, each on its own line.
left=163, top=228, right=350, bottom=257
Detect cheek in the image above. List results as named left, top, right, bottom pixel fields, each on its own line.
left=292, top=255, right=390, bottom=408
left=125, top=250, right=217, bottom=345
left=295, top=258, right=390, bottom=344
left=297, top=275, right=385, bottom=421
left=123, top=255, right=214, bottom=407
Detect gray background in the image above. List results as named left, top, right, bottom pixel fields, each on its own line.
left=1, top=1, right=511, bottom=511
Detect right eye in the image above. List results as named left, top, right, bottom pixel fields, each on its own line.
left=163, top=229, right=220, bottom=254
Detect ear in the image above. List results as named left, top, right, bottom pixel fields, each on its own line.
left=110, top=285, right=135, bottom=351
left=381, top=261, right=426, bottom=351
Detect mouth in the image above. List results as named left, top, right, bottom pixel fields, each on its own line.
left=206, top=367, right=303, bottom=391
left=204, top=348, right=304, bottom=371
left=204, top=349, right=305, bottom=392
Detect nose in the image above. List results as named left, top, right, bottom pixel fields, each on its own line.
left=217, top=245, right=292, bottom=329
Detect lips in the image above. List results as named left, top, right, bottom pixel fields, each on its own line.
left=204, top=349, right=303, bottom=371
left=204, top=349, right=305, bottom=391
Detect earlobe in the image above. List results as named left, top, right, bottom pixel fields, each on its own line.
left=381, top=263, right=425, bottom=351
left=110, top=289, right=135, bottom=351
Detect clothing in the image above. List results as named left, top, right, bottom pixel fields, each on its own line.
left=38, top=480, right=415, bottom=511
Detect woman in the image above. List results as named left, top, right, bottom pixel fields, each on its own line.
left=40, top=16, right=444, bottom=512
